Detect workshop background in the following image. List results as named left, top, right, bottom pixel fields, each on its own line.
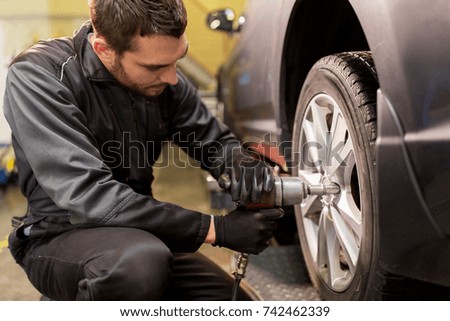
left=0, top=0, right=245, bottom=144
left=0, top=0, right=315, bottom=301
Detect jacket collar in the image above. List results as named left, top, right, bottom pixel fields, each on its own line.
left=74, top=21, right=115, bottom=81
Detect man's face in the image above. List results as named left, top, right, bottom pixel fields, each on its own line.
left=109, top=34, right=189, bottom=97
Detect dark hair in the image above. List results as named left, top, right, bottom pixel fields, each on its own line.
left=89, top=0, right=187, bottom=54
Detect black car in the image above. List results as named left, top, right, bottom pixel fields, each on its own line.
left=208, top=0, right=450, bottom=300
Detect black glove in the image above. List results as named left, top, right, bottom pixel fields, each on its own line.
left=225, top=149, right=275, bottom=206
left=213, top=207, right=284, bottom=254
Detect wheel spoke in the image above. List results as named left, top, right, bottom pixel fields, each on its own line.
left=300, top=194, right=319, bottom=214
left=298, top=171, right=322, bottom=258
left=310, top=99, right=330, bottom=150
left=317, top=207, right=349, bottom=288
left=298, top=171, right=322, bottom=186
left=326, top=135, right=354, bottom=177
left=303, top=207, right=319, bottom=261
left=328, top=246, right=348, bottom=290
left=335, top=192, right=362, bottom=242
left=333, top=151, right=356, bottom=188
left=316, top=207, right=329, bottom=270
left=329, top=108, right=347, bottom=149
left=302, top=119, right=322, bottom=170
left=330, top=205, right=359, bottom=273
left=323, top=211, right=340, bottom=286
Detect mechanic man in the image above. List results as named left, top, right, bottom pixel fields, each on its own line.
left=3, top=0, right=281, bottom=300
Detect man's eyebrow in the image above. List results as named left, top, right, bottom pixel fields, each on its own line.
left=142, top=43, right=189, bottom=70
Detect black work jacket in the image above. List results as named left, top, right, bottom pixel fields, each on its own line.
left=4, top=22, right=239, bottom=253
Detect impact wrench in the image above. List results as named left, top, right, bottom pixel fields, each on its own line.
left=218, top=174, right=340, bottom=300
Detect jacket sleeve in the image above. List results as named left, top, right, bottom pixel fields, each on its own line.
left=3, top=61, right=210, bottom=252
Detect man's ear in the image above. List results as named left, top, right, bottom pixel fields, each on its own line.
left=91, top=36, right=114, bottom=65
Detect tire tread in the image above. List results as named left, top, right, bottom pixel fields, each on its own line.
left=315, top=51, right=378, bottom=162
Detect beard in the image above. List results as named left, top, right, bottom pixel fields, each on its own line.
left=110, top=58, right=168, bottom=97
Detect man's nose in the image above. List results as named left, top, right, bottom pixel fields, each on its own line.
left=159, top=64, right=178, bottom=85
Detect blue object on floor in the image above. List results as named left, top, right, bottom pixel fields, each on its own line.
left=0, top=169, right=7, bottom=185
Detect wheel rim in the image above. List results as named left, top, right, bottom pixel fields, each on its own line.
left=295, top=93, right=362, bottom=292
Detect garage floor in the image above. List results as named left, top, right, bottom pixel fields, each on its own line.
left=0, top=145, right=318, bottom=301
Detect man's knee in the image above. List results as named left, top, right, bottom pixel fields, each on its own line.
left=79, top=230, right=173, bottom=300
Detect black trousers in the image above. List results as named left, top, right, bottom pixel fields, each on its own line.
left=13, top=227, right=251, bottom=300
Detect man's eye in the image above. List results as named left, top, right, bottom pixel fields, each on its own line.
left=147, top=66, right=161, bottom=72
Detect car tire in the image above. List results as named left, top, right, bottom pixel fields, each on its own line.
left=292, top=51, right=378, bottom=300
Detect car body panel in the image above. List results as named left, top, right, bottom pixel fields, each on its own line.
left=351, top=0, right=450, bottom=283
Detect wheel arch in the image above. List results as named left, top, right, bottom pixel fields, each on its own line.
left=279, top=0, right=370, bottom=136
